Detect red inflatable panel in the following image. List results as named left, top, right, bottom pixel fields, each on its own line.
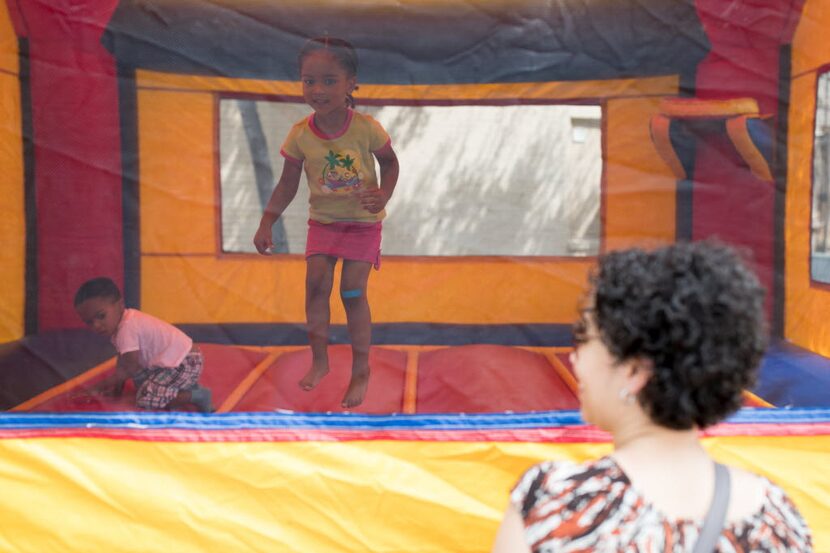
left=416, top=345, right=578, bottom=414
left=235, top=345, right=407, bottom=414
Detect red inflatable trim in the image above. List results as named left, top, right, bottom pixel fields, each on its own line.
left=1, top=422, right=829, bottom=443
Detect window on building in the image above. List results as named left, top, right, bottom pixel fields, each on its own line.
left=812, top=71, right=830, bottom=283
left=219, top=99, right=603, bottom=257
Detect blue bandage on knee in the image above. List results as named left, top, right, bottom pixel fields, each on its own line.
left=341, top=288, right=363, bottom=299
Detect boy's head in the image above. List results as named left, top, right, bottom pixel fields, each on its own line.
left=74, top=277, right=125, bottom=338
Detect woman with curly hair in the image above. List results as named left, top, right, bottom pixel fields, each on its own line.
left=492, top=242, right=812, bottom=552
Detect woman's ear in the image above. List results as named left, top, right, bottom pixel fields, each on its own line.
left=627, top=357, right=653, bottom=394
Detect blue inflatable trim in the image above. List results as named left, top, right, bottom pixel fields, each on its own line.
left=1, top=407, right=829, bottom=432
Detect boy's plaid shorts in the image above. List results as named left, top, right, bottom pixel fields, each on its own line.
left=134, top=350, right=203, bottom=410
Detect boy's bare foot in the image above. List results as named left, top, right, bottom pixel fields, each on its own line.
left=299, top=360, right=329, bottom=391
left=341, top=369, right=369, bottom=409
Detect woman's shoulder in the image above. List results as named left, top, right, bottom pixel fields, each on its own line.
left=511, top=456, right=623, bottom=514
left=510, top=456, right=640, bottom=551
left=514, top=455, right=620, bottom=485
left=729, top=473, right=813, bottom=551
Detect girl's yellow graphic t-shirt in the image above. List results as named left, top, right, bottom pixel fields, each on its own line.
left=281, top=109, right=391, bottom=223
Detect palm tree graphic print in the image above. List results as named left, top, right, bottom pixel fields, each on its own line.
left=320, top=150, right=362, bottom=194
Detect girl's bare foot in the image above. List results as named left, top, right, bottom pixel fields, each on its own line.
left=299, top=359, right=329, bottom=391
left=341, top=369, right=369, bottom=408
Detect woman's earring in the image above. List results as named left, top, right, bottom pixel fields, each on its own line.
left=618, top=389, right=635, bottom=405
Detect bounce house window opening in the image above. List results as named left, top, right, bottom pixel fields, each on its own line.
left=219, top=98, right=603, bottom=257
left=812, top=70, right=830, bottom=283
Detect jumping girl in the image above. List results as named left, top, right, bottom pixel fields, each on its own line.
left=253, top=37, right=399, bottom=408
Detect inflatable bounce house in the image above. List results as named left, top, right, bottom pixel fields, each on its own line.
left=1, top=0, right=830, bottom=550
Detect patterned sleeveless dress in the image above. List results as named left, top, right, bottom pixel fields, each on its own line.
left=511, top=456, right=812, bottom=552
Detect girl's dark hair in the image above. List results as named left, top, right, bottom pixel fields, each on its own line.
left=585, top=241, right=767, bottom=430
left=298, top=36, right=359, bottom=108
left=74, top=276, right=122, bottom=306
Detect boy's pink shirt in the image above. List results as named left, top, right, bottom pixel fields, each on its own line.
left=112, top=308, right=192, bottom=369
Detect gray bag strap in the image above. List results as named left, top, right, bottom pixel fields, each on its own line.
left=692, top=462, right=731, bottom=553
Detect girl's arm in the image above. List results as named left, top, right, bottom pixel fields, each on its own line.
left=360, top=143, right=399, bottom=213
left=254, top=160, right=303, bottom=254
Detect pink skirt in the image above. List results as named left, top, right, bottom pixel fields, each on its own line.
left=305, top=219, right=382, bottom=269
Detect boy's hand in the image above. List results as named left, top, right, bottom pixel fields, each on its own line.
left=253, top=223, right=274, bottom=255
left=91, top=375, right=126, bottom=398
left=357, top=188, right=388, bottom=214
left=106, top=377, right=126, bottom=398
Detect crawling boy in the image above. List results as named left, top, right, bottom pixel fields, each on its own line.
left=74, top=277, right=213, bottom=413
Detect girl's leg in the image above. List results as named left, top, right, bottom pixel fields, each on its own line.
left=339, top=259, right=373, bottom=408
left=301, top=254, right=337, bottom=390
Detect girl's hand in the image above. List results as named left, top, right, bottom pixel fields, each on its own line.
left=357, top=188, right=388, bottom=214
left=253, top=223, right=274, bottom=254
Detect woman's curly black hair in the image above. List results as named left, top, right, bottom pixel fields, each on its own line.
left=587, top=241, right=767, bottom=430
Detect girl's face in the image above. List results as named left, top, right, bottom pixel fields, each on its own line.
left=300, top=50, right=356, bottom=118
left=569, top=310, right=629, bottom=430
left=76, top=296, right=124, bottom=338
